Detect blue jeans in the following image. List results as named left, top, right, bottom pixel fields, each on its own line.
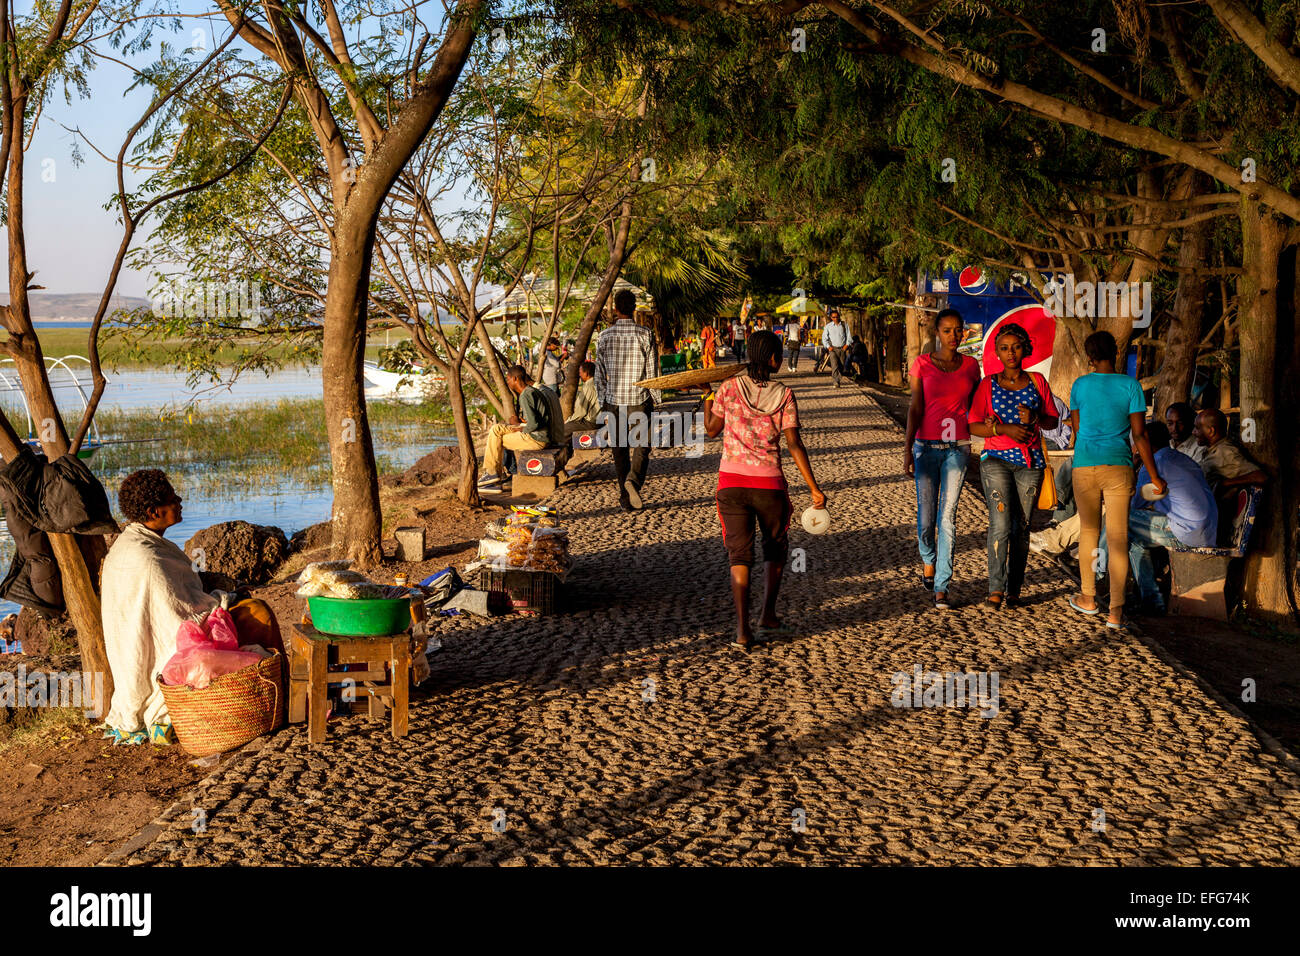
left=1126, top=509, right=1180, bottom=605
left=913, top=441, right=968, bottom=592
left=978, top=456, right=1044, bottom=597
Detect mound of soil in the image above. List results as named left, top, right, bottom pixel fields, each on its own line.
left=391, top=445, right=461, bottom=487
left=184, top=521, right=290, bottom=586
left=289, top=521, right=332, bottom=555
left=12, top=608, right=77, bottom=657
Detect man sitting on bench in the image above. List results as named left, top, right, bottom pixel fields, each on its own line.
left=1194, top=408, right=1267, bottom=495
left=565, top=360, right=600, bottom=437
left=478, top=364, right=565, bottom=494
left=1123, top=420, right=1218, bottom=615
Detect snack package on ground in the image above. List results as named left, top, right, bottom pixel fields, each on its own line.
left=477, top=538, right=509, bottom=559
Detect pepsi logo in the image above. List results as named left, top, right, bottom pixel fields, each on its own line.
left=578, top=434, right=593, bottom=448
left=525, top=458, right=544, bottom=474
left=958, top=266, right=987, bottom=295
left=981, top=305, right=1057, bottom=380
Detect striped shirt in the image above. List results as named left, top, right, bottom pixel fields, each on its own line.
left=595, top=318, right=661, bottom=407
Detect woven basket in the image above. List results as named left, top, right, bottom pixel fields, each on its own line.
left=158, top=652, right=285, bottom=757
left=635, top=363, right=745, bottom=390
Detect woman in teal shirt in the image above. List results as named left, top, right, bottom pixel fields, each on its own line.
left=1067, top=331, right=1165, bottom=629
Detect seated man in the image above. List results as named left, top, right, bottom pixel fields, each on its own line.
left=1124, top=421, right=1218, bottom=613
left=479, top=364, right=565, bottom=493
left=564, top=360, right=600, bottom=437
left=1194, top=408, right=1266, bottom=492
left=102, top=470, right=281, bottom=746
left=1165, top=401, right=1205, bottom=464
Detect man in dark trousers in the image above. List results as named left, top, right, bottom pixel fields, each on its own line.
left=595, top=289, right=661, bottom=510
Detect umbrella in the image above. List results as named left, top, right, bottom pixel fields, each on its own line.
left=775, top=297, right=826, bottom=316
left=481, top=277, right=654, bottom=320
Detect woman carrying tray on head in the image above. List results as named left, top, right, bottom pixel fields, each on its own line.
left=703, top=330, right=826, bottom=650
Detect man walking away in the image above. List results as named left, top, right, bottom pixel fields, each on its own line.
left=479, top=365, right=565, bottom=494
left=784, top=317, right=803, bottom=370
left=596, top=289, right=662, bottom=511
left=823, top=310, right=849, bottom=387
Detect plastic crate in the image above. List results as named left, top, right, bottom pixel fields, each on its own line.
left=477, top=568, right=559, bottom=615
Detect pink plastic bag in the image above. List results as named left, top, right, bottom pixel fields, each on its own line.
left=161, top=647, right=263, bottom=690
left=175, top=607, right=239, bottom=652
left=162, top=607, right=250, bottom=689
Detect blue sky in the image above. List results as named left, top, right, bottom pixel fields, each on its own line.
left=0, top=10, right=239, bottom=297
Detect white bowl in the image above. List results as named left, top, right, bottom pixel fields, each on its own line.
left=801, top=507, right=831, bottom=535
left=1140, top=482, right=1167, bottom=501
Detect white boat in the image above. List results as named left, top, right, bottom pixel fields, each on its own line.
left=363, top=361, right=444, bottom=396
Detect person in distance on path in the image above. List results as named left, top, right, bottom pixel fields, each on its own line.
left=704, top=330, right=826, bottom=650
left=595, top=289, right=661, bottom=511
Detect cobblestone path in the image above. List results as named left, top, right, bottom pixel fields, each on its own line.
left=119, top=374, right=1300, bottom=865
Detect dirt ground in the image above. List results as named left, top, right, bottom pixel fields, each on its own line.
left=0, top=711, right=206, bottom=866
left=863, top=378, right=1300, bottom=754
left=0, top=478, right=512, bottom=867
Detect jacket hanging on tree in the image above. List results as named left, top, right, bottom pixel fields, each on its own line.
left=0, top=445, right=116, bottom=613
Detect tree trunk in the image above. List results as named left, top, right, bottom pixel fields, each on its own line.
left=323, top=227, right=383, bottom=568
left=1155, top=217, right=1210, bottom=414
left=447, top=359, right=482, bottom=506
left=2, top=102, right=113, bottom=716
left=1237, top=199, right=1295, bottom=623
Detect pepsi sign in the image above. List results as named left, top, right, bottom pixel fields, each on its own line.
left=525, top=458, right=544, bottom=474
left=958, top=266, right=987, bottom=295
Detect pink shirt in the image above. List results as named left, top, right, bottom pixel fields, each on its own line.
left=713, top=375, right=799, bottom=480
left=909, top=353, right=980, bottom=441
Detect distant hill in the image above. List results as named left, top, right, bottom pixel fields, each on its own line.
left=0, top=292, right=150, bottom=321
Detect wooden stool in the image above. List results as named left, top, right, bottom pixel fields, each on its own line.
left=288, top=623, right=411, bottom=743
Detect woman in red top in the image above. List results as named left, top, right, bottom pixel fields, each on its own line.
left=967, top=323, right=1058, bottom=608
left=705, top=330, right=825, bottom=649
left=904, top=309, right=981, bottom=609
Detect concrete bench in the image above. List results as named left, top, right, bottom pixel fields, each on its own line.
left=510, top=444, right=573, bottom=498
left=1167, top=485, right=1263, bottom=620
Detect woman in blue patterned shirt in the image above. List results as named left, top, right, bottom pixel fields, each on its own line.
left=968, top=324, right=1058, bottom=609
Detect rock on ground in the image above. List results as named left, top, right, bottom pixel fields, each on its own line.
left=184, top=521, right=289, bottom=586
left=289, top=521, right=332, bottom=555
left=12, top=608, right=77, bottom=657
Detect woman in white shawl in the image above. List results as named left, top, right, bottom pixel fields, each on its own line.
left=101, top=469, right=281, bottom=744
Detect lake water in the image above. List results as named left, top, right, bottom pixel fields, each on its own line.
left=0, top=367, right=458, bottom=638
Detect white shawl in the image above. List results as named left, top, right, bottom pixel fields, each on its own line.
left=101, top=523, right=223, bottom=732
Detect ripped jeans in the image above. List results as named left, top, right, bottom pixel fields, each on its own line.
left=979, top=455, right=1044, bottom=597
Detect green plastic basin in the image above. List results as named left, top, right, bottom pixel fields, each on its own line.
left=308, top=595, right=411, bottom=637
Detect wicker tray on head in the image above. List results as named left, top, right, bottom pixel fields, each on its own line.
left=636, top=363, right=745, bottom=391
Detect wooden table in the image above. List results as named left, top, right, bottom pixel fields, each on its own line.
left=288, top=623, right=411, bottom=743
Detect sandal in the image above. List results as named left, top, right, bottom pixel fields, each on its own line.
left=755, top=622, right=797, bottom=638
left=1066, top=595, right=1100, bottom=616
left=1105, top=615, right=1128, bottom=631
left=729, top=635, right=753, bottom=651
left=984, top=593, right=1004, bottom=610
left=934, top=591, right=951, bottom=610
left=921, top=568, right=935, bottom=591
left=104, top=726, right=147, bottom=746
